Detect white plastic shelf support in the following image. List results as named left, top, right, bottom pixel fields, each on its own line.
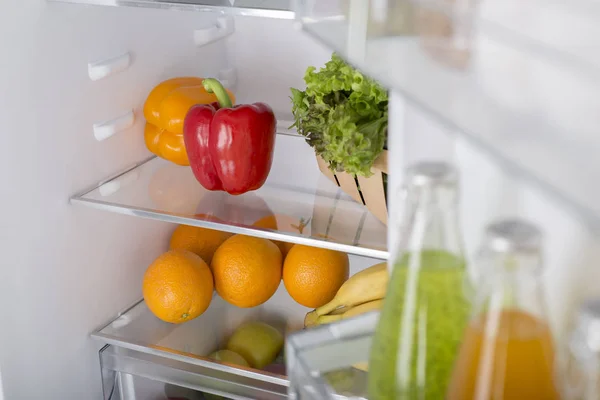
left=193, top=15, right=235, bottom=47
left=93, top=110, right=135, bottom=142
left=88, top=52, right=131, bottom=81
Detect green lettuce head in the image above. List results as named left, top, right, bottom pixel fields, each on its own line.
left=291, top=54, right=388, bottom=177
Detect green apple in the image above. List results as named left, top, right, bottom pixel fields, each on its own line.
left=226, top=322, right=284, bottom=369
left=208, top=349, right=249, bottom=367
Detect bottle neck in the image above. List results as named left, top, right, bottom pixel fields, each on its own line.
left=394, top=184, right=462, bottom=262
left=473, top=252, right=546, bottom=320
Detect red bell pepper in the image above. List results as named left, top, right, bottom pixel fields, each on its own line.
left=183, top=78, right=276, bottom=195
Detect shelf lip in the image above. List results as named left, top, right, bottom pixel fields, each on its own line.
left=93, top=331, right=289, bottom=387
left=71, top=196, right=389, bottom=259
left=100, top=345, right=289, bottom=399
left=49, top=0, right=295, bottom=19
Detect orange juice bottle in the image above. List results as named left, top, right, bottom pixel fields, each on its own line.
left=447, top=219, right=560, bottom=400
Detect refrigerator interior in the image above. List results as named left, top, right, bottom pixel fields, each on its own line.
left=2, top=0, right=600, bottom=399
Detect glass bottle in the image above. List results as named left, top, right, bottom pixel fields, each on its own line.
left=447, top=219, right=559, bottom=399
left=562, top=298, right=600, bottom=400
left=368, top=162, right=470, bottom=400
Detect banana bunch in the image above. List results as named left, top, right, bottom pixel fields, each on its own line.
left=304, top=262, right=388, bottom=328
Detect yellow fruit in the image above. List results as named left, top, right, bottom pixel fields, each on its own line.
left=313, top=262, right=388, bottom=317
left=283, top=245, right=349, bottom=308
left=317, top=299, right=384, bottom=324
left=143, top=250, right=214, bottom=323
left=304, top=299, right=384, bottom=328
left=353, top=362, right=369, bottom=372
left=208, top=349, right=249, bottom=367
left=226, top=322, right=284, bottom=369
left=169, top=216, right=232, bottom=265
left=211, top=235, right=282, bottom=308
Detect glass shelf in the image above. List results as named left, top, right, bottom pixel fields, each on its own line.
left=72, top=134, right=388, bottom=259
left=50, top=0, right=293, bottom=18
left=296, top=0, right=600, bottom=229
left=286, top=311, right=377, bottom=400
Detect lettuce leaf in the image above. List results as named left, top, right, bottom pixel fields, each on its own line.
left=291, top=54, right=387, bottom=177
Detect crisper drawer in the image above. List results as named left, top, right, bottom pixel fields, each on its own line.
left=94, top=256, right=379, bottom=400
left=100, top=345, right=286, bottom=400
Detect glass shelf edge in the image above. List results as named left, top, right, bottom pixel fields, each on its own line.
left=71, top=195, right=389, bottom=259
left=49, top=0, right=295, bottom=19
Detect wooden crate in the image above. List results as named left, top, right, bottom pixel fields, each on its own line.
left=316, top=152, right=388, bottom=225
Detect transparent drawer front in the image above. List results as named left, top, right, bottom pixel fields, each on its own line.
left=100, top=366, right=236, bottom=400
left=286, top=312, right=377, bottom=400
left=100, top=345, right=287, bottom=400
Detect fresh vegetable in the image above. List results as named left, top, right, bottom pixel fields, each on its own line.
left=183, top=78, right=276, bottom=195
left=291, top=54, right=388, bottom=177
left=143, top=77, right=235, bottom=166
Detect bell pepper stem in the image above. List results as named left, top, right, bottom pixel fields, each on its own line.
left=203, top=78, right=233, bottom=108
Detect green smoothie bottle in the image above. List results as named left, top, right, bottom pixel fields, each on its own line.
left=368, top=162, right=471, bottom=399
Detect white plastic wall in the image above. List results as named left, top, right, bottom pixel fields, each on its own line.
left=0, top=2, right=330, bottom=398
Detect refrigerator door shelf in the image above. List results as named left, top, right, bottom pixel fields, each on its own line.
left=49, top=0, right=294, bottom=19
left=71, top=133, right=388, bottom=259
left=297, top=0, right=600, bottom=232
left=286, top=312, right=377, bottom=400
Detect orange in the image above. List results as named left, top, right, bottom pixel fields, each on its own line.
left=143, top=250, right=214, bottom=323
left=283, top=245, right=349, bottom=308
left=211, top=235, right=282, bottom=308
left=169, top=216, right=233, bottom=265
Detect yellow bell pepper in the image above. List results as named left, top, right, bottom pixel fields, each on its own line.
left=143, top=77, right=235, bottom=166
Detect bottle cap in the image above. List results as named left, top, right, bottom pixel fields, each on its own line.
left=576, top=298, right=600, bottom=353
left=406, top=162, right=458, bottom=187
left=482, top=219, right=542, bottom=254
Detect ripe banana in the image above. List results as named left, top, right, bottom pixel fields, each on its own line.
left=317, top=299, right=383, bottom=325
left=314, top=262, right=388, bottom=317
left=352, top=361, right=369, bottom=372
left=305, top=304, right=350, bottom=327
